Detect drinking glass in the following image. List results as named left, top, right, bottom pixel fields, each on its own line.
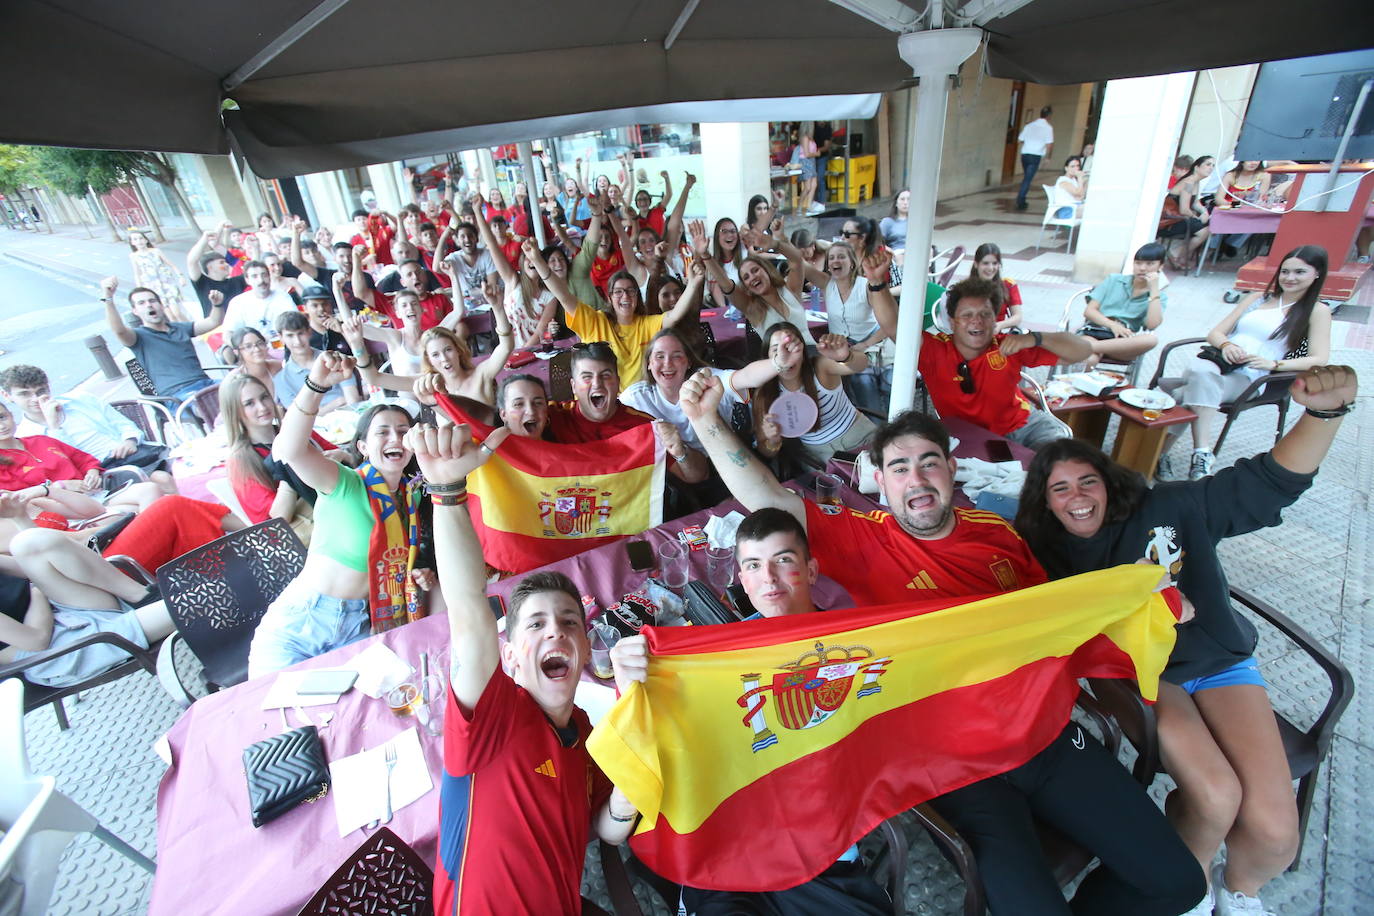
left=706, top=545, right=735, bottom=593
left=814, top=473, right=843, bottom=508
left=588, top=624, right=621, bottom=680
left=657, top=539, right=689, bottom=592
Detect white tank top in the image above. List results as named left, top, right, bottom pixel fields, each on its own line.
left=796, top=375, right=859, bottom=446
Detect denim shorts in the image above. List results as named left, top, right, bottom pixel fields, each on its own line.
left=1178, top=656, right=1267, bottom=695
left=247, top=583, right=370, bottom=678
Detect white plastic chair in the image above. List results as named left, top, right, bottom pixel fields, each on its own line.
left=1036, top=185, right=1081, bottom=252
left=0, top=679, right=154, bottom=916
left=1046, top=287, right=1142, bottom=386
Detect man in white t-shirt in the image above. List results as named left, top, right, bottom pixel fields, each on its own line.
left=222, top=260, right=297, bottom=338
left=1016, top=106, right=1055, bottom=211
left=440, top=222, right=498, bottom=310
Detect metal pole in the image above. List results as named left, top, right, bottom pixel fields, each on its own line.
left=1316, top=78, right=1372, bottom=213
left=517, top=141, right=547, bottom=248
left=888, top=29, right=982, bottom=417
left=843, top=119, right=852, bottom=207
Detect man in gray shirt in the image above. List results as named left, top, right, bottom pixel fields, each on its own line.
left=101, top=275, right=225, bottom=403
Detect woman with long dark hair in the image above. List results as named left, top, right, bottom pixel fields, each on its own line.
left=1016, top=360, right=1359, bottom=916
left=248, top=351, right=435, bottom=675
left=969, top=242, right=1023, bottom=332
left=1161, top=156, right=1214, bottom=270
left=1164, top=245, right=1331, bottom=479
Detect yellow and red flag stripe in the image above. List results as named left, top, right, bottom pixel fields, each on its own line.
left=436, top=393, right=664, bottom=574
left=588, top=565, right=1180, bottom=891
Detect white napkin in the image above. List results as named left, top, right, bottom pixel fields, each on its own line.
left=703, top=511, right=746, bottom=549
left=533, top=351, right=559, bottom=360
left=805, top=309, right=828, bottom=324
left=346, top=643, right=413, bottom=699
left=574, top=680, right=620, bottom=727
left=954, top=456, right=1026, bottom=501
left=261, top=670, right=350, bottom=710
left=329, top=727, right=433, bottom=836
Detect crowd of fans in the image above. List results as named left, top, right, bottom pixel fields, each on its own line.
left=0, top=156, right=1360, bottom=916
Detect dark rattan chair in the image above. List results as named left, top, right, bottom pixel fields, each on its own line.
left=295, top=827, right=432, bottom=916
left=155, top=519, right=306, bottom=706
left=1088, top=586, right=1352, bottom=869
left=548, top=348, right=574, bottom=402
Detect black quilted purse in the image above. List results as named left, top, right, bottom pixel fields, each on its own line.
left=243, top=725, right=331, bottom=828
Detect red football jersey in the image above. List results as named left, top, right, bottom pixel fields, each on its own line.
left=918, top=332, right=1057, bottom=437
left=547, top=401, right=651, bottom=444
left=804, top=499, right=1046, bottom=606
left=435, top=670, right=611, bottom=916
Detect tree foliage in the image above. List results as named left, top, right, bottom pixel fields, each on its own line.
left=30, top=148, right=179, bottom=196
left=0, top=144, right=39, bottom=195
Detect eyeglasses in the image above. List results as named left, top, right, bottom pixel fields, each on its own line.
left=840, top=230, right=862, bottom=239
left=955, top=361, right=976, bottom=395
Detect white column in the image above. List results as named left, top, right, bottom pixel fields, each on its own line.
left=1074, top=73, right=1195, bottom=281
left=366, top=164, right=405, bottom=212
left=889, top=28, right=982, bottom=417
left=302, top=172, right=348, bottom=230
left=477, top=148, right=499, bottom=198
left=699, top=122, right=770, bottom=232
left=517, top=141, right=547, bottom=248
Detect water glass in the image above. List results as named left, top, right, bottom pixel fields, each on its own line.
left=588, top=624, right=620, bottom=681
left=706, top=545, right=735, bottom=592
left=657, top=539, right=689, bottom=591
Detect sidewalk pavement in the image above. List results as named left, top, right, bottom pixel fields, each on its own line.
left=0, top=221, right=202, bottom=293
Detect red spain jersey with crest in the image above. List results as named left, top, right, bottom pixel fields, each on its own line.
left=917, top=332, right=1057, bottom=436
left=804, top=499, right=1046, bottom=606
left=435, top=669, right=612, bottom=916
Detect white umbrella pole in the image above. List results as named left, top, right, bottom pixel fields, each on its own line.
left=888, top=29, right=982, bottom=417
left=517, top=141, right=548, bottom=249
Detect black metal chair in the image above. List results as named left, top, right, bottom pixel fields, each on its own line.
left=155, top=519, right=307, bottom=706
left=1088, top=586, right=1353, bottom=869
left=548, top=348, right=575, bottom=402
left=1147, top=336, right=1298, bottom=457
left=0, top=554, right=158, bottom=731
left=295, top=827, right=432, bottom=916
left=696, top=320, right=719, bottom=365
left=910, top=687, right=1127, bottom=914
left=599, top=815, right=910, bottom=916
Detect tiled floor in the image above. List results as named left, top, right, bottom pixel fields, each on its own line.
left=14, top=181, right=1374, bottom=915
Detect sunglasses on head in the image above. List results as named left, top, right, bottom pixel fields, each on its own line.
left=955, top=361, right=976, bottom=395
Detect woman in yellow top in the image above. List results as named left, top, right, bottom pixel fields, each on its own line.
left=528, top=237, right=703, bottom=390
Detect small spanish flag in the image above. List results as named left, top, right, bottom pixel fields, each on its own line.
left=435, top=393, right=665, bottom=575
left=588, top=565, right=1180, bottom=891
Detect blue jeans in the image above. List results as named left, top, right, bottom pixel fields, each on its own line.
left=248, top=583, right=370, bottom=677
left=1017, top=153, right=1042, bottom=207
left=843, top=364, right=893, bottom=417
left=168, top=375, right=216, bottom=404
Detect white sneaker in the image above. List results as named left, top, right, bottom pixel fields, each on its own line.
left=1189, top=449, right=1215, bottom=481
left=1212, top=862, right=1275, bottom=916
left=806, top=203, right=825, bottom=215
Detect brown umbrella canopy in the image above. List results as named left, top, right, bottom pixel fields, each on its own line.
left=1, top=0, right=1368, bottom=176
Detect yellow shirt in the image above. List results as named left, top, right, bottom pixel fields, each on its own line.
left=566, top=306, right=666, bottom=390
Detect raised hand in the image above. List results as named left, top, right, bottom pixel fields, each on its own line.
left=207, top=289, right=224, bottom=307
left=683, top=172, right=697, bottom=187
left=340, top=314, right=368, bottom=347
left=861, top=250, right=892, bottom=285
left=678, top=369, right=723, bottom=421
left=1291, top=365, right=1357, bottom=411
left=688, top=219, right=709, bottom=258
left=816, top=333, right=851, bottom=363
left=609, top=634, right=649, bottom=694
left=404, top=423, right=509, bottom=487
left=653, top=420, right=686, bottom=459
left=309, top=350, right=356, bottom=389
left=101, top=276, right=119, bottom=297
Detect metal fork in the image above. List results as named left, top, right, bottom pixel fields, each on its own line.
left=381, top=744, right=398, bottom=824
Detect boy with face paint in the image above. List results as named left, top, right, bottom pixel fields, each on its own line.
left=406, top=423, right=638, bottom=916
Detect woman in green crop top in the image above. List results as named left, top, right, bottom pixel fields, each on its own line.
left=248, top=351, right=435, bottom=676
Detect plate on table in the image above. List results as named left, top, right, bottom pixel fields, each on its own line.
left=316, top=409, right=361, bottom=445
left=1118, top=388, right=1176, bottom=411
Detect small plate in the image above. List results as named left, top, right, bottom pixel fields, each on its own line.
left=1118, top=388, right=1176, bottom=411
left=771, top=390, right=819, bottom=438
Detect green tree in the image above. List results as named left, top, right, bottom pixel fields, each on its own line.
left=32, top=148, right=201, bottom=233
left=0, top=144, right=41, bottom=229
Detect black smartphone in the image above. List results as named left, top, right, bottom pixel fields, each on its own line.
left=986, top=439, right=1016, bottom=463
left=626, top=539, right=655, bottom=572
left=487, top=594, right=506, bottom=621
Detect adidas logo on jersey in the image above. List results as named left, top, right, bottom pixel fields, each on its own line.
left=905, top=571, right=937, bottom=590
left=534, top=759, right=557, bottom=778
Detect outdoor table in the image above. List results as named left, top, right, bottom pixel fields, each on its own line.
left=1049, top=393, right=1111, bottom=447
left=1106, top=399, right=1197, bottom=479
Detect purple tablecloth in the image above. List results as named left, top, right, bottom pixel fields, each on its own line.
left=150, top=615, right=449, bottom=916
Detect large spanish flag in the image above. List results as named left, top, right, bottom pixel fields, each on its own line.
left=435, top=392, right=665, bottom=574
left=588, top=565, right=1180, bottom=891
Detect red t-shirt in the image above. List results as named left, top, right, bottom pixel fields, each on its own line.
left=0, top=436, right=102, bottom=490
left=546, top=401, right=651, bottom=444
left=642, top=205, right=666, bottom=238
left=918, top=332, right=1058, bottom=436
left=997, top=278, right=1022, bottom=322
left=804, top=499, right=1046, bottom=606
left=374, top=289, right=452, bottom=332
left=435, top=670, right=610, bottom=916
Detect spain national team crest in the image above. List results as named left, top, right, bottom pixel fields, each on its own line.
left=737, top=642, right=891, bottom=752
left=538, top=484, right=613, bottom=537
